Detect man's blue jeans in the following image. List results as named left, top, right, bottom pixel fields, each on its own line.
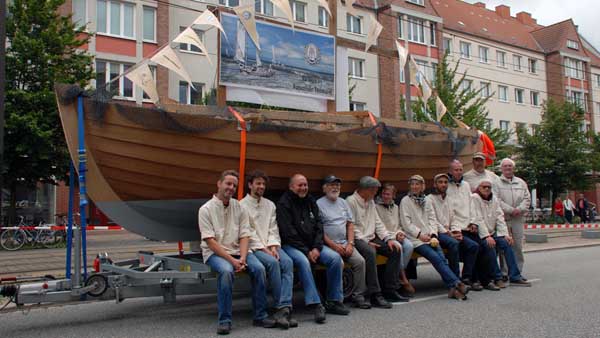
left=414, top=243, right=461, bottom=289
left=438, top=233, right=479, bottom=281
left=491, top=236, right=524, bottom=282
left=206, top=253, right=267, bottom=325
left=253, top=248, right=294, bottom=309
left=282, top=245, right=344, bottom=305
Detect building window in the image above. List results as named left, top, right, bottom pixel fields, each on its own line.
left=291, top=1, right=306, bottom=23
left=460, top=41, right=471, bottom=59
left=479, top=46, right=489, bottom=63
left=179, top=27, right=205, bottom=53
left=407, top=0, right=425, bottom=5
left=143, top=6, right=156, bottom=42
left=513, top=55, right=522, bottom=71
left=530, top=91, right=540, bottom=106
left=179, top=81, right=203, bottom=105
left=567, top=39, right=579, bottom=50
left=485, top=118, right=493, bottom=129
left=407, top=17, right=425, bottom=43
left=461, top=79, right=472, bottom=92
left=569, top=91, right=584, bottom=109
left=595, top=74, right=600, bottom=87
left=443, top=38, right=452, bottom=54
left=348, top=57, right=365, bottom=78
left=72, top=0, right=87, bottom=26
left=97, top=0, right=135, bottom=38
left=596, top=102, right=600, bottom=114
left=565, top=58, right=585, bottom=79
left=96, top=60, right=134, bottom=98
left=219, top=0, right=240, bottom=7
left=255, top=0, right=274, bottom=15
left=528, top=58, right=537, bottom=74
left=500, top=120, right=510, bottom=132
left=497, top=51, right=506, bottom=67
left=430, top=22, right=436, bottom=46
left=350, top=101, right=366, bottom=111
left=399, top=68, right=405, bottom=83
left=516, top=122, right=526, bottom=132
left=531, top=124, right=539, bottom=134
left=498, top=85, right=508, bottom=102
left=414, top=59, right=428, bottom=85
left=397, top=16, right=403, bottom=38
left=346, top=14, right=362, bottom=34
left=515, top=88, right=524, bottom=104
left=318, top=6, right=329, bottom=27
left=480, top=82, right=490, bottom=98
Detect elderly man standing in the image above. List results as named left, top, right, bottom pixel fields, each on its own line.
left=400, top=175, right=469, bottom=300
left=471, top=179, right=531, bottom=287
left=375, top=183, right=415, bottom=296
left=199, top=170, right=273, bottom=335
left=240, top=170, right=296, bottom=329
left=463, top=152, right=501, bottom=194
left=277, top=174, right=349, bottom=324
left=497, top=158, right=531, bottom=274
left=317, top=175, right=370, bottom=309
left=346, top=176, right=408, bottom=305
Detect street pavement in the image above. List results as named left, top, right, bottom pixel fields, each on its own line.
left=2, top=245, right=600, bottom=338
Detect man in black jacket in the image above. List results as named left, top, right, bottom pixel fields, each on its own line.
left=277, top=174, right=349, bottom=324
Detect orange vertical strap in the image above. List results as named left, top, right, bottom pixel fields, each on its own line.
left=228, top=107, right=247, bottom=200
left=178, top=241, right=184, bottom=258
left=367, top=112, right=383, bottom=179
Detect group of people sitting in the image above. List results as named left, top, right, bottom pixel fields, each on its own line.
left=198, top=152, right=533, bottom=335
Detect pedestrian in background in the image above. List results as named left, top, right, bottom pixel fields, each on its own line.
left=563, top=197, right=575, bottom=223
left=576, top=193, right=590, bottom=223
left=553, top=197, right=565, bottom=223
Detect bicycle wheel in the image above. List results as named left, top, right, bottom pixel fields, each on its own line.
left=1, top=229, right=26, bottom=251
left=38, top=230, right=61, bottom=248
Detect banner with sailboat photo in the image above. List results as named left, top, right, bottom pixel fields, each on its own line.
left=219, top=13, right=335, bottom=100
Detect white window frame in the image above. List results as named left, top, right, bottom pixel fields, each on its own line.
left=479, top=46, right=489, bottom=63
left=178, top=27, right=205, bottom=55
left=350, top=101, right=366, bottom=111
left=498, top=85, right=508, bottom=102
left=348, top=57, right=365, bottom=79
left=256, top=0, right=274, bottom=16
left=397, top=17, right=403, bottom=38
left=443, top=38, right=452, bottom=54
left=72, top=0, right=88, bottom=27
left=142, top=6, right=156, bottom=43
left=513, top=55, right=522, bottom=71
left=96, top=0, right=136, bottom=40
left=480, top=82, right=490, bottom=98
left=565, top=58, right=585, bottom=79
left=460, top=41, right=471, bottom=59
left=499, top=120, right=510, bottom=132
left=497, top=51, right=506, bottom=68
left=515, top=88, right=524, bottom=104
left=429, top=22, right=436, bottom=46
left=567, top=39, right=579, bottom=50
left=346, top=14, right=363, bottom=35
left=318, top=6, right=329, bottom=28
left=528, top=58, right=537, bottom=74
left=595, top=74, right=600, bottom=88
left=530, top=91, right=540, bottom=107
left=407, top=17, right=425, bottom=44
left=95, top=60, right=135, bottom=99
left=407, top=0, right=425, bottom=5
left=179, top=81, right=204, bottom=105
left=291, top=1, right=306, bottom=23
left=461, top=79, right=472, bottom=92
left=219, top=0, right=240, bottom=7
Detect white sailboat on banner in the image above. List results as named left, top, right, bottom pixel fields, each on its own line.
left=234, top=21, right=273, bottom=77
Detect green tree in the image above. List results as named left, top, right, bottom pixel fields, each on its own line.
left=408, top=52, right=511, bottom=160
left=516, top=100, right=594, bottom=203
left=3, top=0, right=94, bottom=223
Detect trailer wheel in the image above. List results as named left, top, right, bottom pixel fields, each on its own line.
left=85, top=274, right=108, bottom=297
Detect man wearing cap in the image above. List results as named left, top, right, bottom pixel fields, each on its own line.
left=346, top=176, right=408, bottom=306
left=375, top=183, right=415, bottom=296
left=400, top=175, right=469, bottom=300
left=425, top=173, right=482, bottom=289
left=240, top=170, right=296, bottom=329
left=277, top=174, right=349, bottom=324
left=317, top=175, right=370, bottom=309
left=463, top=152, right=501, bottom=194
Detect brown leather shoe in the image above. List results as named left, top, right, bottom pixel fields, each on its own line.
left=400, top=281, right=416, bottom=295
left=448, top=288, right=467, bottom=301
left=456, top=282, right=469, bottom=295
left=494, top=280, right=506, bottom=289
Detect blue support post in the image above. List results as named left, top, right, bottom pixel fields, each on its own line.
left=77, top=96, right=89, bottom=280
left=65, top=162, right=75, bottom=279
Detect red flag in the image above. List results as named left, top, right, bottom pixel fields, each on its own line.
left=478, top=131, right=496, bottom=166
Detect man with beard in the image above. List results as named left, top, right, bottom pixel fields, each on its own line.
left=277, top=174, right=349, bottom=324
left=346, top=176, right=408, bottom=306
left=463, top=152, right=501, bottom=194
left=471, top=179, right=531, bottom=287
left=317, top=175, right=371, bottom=309
left=400, top=175, right=469, bottom=300
left=425, top=174, right=486, bottom=290
left=240, top=170, right=296, bottom=329
left=199, top=170, right=273, bottom=335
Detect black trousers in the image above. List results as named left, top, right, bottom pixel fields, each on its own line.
left=355, top=238, right=402, bottom=295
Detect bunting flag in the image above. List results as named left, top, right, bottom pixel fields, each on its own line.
left=478, top=130, right=497, bottom=166
left=234, top=4, right=260, bottom=50
left=345, top=0, right=360, bottom=16
left=193, top=10, right=226, bottom=38
left=150, top=45, right=194, bottom=89
left=173, top=27, right=212, bottom=65
left=436, top=96, right=447, bottom=121
left=365, top=14, right=383, bottom=52
left=453, top=115, right=471, bottom=129
left=421, top=80, right=432, bottom=102
left=125, top=61, right=159, bottom=104
left=395, top=40, right=408, bottom=70
left=408, top=56, right=420, bottom=85
left=317, top=0, right=332, bottom=17
left=271, top=0, right=295, bottom=30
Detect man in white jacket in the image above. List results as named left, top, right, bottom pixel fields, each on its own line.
left=471, top=179, right=531, bottom=287
left=463, top=152, right=501, bottom=194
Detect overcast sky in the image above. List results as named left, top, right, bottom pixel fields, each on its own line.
left=465, top=0, right=600, bottom=52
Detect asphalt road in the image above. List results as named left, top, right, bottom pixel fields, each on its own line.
left=1, top=246, right=600, bottom=338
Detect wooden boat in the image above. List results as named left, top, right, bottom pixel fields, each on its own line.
left=56, top=84, right=481, bottom=242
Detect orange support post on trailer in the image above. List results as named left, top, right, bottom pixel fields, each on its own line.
left=228, top=107, right=248, bottom=200
left=367, top=112, right=383, bottom=179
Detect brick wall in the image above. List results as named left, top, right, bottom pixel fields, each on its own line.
left=156, top=0, right=169, bottom=99
left=377, top=8, right=401, bottom=118
left=545, top=53, right=564, bottom=103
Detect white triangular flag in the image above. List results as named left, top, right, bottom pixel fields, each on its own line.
left=408, top=56, right=420, bottom=85
left=173, top=27, right=212, bottom=65
left=436, top=96, right=447, bottom=121
left=317, top=0, right=332, bottom=17
left=125, top=61, right=159, bottom=104
left=365, top=14, right=383, bottom=52
left=422, top=81, right=432, bottom=102
left=150, top=46, right=194, bottom=89
left=234, top=5, right=260, bottom=50
left=193, top=10, right=226, bottom=38
left=345, top=0, right=359, bottom=16
left=395, top=40, right=408, bottom=70
left=271, top=0, right=294, bottom=30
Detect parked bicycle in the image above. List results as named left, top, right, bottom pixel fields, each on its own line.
left=0, top=216, right=61, bottom=251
